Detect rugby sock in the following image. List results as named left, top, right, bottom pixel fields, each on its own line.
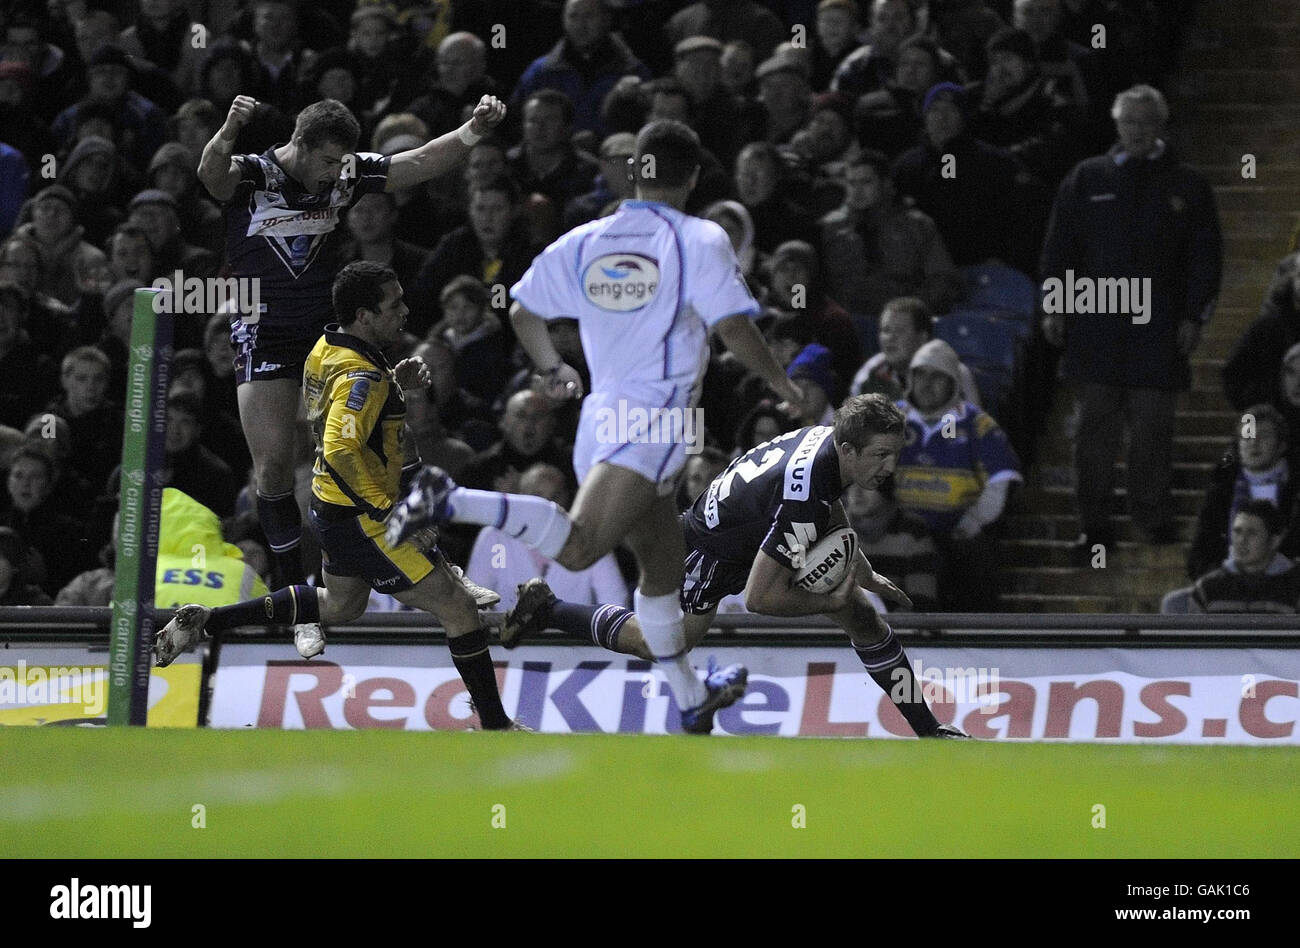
left=447, top=489, right=572, bottom=558
left=854, top=626, right=940, bottom=737
left=634, top=590, right=707, bottom=709
left=448, top=626, right=512, bottom=729
left=206, top=585, right=320, bottom=633
left=257, top=489, right=306, bottom=586
left=548, top=600, right=636, bottom=652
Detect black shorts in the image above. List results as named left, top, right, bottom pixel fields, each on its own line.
left=679, top=547, right=751, bottom=615
left=230, top=313, right=319, bottom=385
left=308, top=499, right=444, bottom=594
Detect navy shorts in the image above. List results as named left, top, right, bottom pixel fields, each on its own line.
left=230, top=313, right=320, bottom=385
left=308, top=499, right=443, bottom=594
left=679, top=547, right=751, bottom=615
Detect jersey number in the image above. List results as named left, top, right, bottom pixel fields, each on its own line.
left=715, top=446, right=785, bottom=503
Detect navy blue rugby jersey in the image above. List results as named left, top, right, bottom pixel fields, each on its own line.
left=682, top=425, right=843, bottom=572
left=223, top=148, right=390, bottom=338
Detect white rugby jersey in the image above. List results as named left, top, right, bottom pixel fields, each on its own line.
left=510, top=199, right=759, bottom=394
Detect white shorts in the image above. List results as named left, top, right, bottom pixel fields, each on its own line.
left=572, top=380, right=700, bottom=497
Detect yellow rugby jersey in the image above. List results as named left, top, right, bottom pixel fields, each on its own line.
left=304, top=326, right=407, bottom=520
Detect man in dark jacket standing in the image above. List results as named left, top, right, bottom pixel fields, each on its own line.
left=1041, top=84, right=1222, bottom=554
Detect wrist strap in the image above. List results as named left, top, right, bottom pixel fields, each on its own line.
left=458, top=124, right=483, bottom=146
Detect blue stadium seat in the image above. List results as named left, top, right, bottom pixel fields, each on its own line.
left=947, top=304, right=1033, bottom=341
left=934, top=312, right=1021, bottom=374
left=961, top=264, right=1037, bottom=319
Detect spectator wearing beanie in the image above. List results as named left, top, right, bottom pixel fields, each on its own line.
left=787, top=343, right=838, bottom=426
left=127, top=189, right=219, bottom=282
left=58, top=135, right=135, bottom=245
left=147, top=142, right=223, bottom=255
left=14, top=186, right=109, bottom=307
left=892, top=82, right=1045, bottom=273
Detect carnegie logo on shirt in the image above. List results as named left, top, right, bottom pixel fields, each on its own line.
left=583, top=253, right=660, bottom=311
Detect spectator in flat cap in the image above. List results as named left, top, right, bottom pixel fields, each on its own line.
left=118, top=0, right=209, bottom=97
left=820, top=150, right=962, bottom=343
left=0, top=61, right=58, bottom=176
left=673, top=34, right=763, bottom=170
left=891, top=82, right=1046, bottom=273
left=58, top=135, right=136, bottom=246
left=667, top=0, right=788, bottom=62
left=128, top=189, right=219, bottom=283
left=967, top=27, right=1080, bottom=182
left=759, top=241, right=861, bottom=403
left=51, top=44, right=168, bottom=167
left=509, top=0, right=652, bottom=140
left=831, top=0, right=918, bottom=101
left=13, top=187, right=109, bottom=308
left=756, top=52, right=814, bottom=145
left=812, top=0, right=866, bottom=91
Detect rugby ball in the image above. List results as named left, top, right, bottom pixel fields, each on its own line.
left=792, top=527, right=858, bottom=594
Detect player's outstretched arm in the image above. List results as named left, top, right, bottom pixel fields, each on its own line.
left=385, top=95, right=506, bottom=193
left=744, top=549, right=860, bottom=617
left=713, top=312, right=803, bottom=406
left=199, top=94, right=257, bottom=202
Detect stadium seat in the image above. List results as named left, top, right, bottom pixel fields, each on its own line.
left=961, top=264, right=1037, bottom=319
left=934, top=311, right=1022, bottom=374
left=947, top=304, right=1033, bottom=341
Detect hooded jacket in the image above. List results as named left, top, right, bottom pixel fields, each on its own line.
left=894, top=339, right=1022, bottom=534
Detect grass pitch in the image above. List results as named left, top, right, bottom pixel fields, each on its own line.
left=2, top=728, right=1296, bottom=858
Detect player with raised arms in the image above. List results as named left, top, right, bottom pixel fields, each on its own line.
left=198, top=91, right=505, bottom=658
left=154, top=262, right=523, bottom=730
left=387, top=119, right=805, bottom=734
left=500, top=394, right=970, bottom=738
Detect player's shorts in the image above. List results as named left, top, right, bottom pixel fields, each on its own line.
left=308, top=498, right=441, bottom=594
left=572, top=381, right=698, bottom=496
left=230, top=312, right=321, bottom=385
left=679, top=546, right=751, bottom=615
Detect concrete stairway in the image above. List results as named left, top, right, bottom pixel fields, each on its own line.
left=997, top=0, right=1298, bottom=613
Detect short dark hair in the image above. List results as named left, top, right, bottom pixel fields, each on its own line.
left=1236, top=498, right=1284, bottom=537
left=833, top=393, right=906, bottom=449
left=634, top=119, right=700, bottom=188
left=525, top=88, right=575, bottom=126
left=108, top=221, right=151, bottom=249
left=293, top=98, right=361, bottom=151
left=332, top=260, right=398, bottom=326
left=469, top=173, right=520, bottom=205
left=439, top=274, right=490, bottom=309
left=881, top=296, right=933, bottom=335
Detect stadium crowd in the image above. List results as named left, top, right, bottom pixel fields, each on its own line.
left=0, top=0, right=1250, bottom=614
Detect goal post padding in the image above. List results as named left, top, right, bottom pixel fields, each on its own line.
left=107, top=288, right=173, bottom=726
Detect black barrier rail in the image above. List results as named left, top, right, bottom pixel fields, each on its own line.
left=2, top=607, right=1298, bottom=650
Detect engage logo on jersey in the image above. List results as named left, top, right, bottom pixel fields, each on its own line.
left=583, top=253, right=660, bottom=311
